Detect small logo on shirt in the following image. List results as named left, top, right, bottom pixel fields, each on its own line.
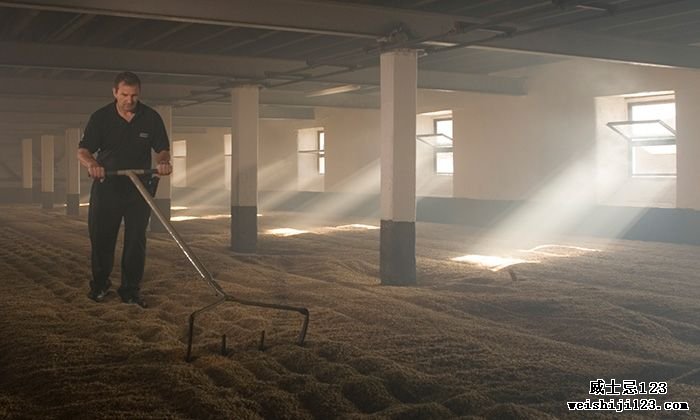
left=139, top=132, right=150, bottom=138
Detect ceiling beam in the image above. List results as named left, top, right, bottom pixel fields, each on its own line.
left=0, top=106, right=315, bottom=132
left=0, top=106, right=314, bottom=124
left=0, top=111, right=90, bottom=125
left=0, top=96, right=107, bottom=114
left=0, top=42, right=527, bottom=95
left=567, top=0, right=700, bottom=32
left=0, top=77, right=200, bottom=102
left=313, top=67, right=526, bottom=95
left=0, top=122, right=68, bottom=137
left=0, top=0, right=486, bottom=39
left=259, top=90, right=378, bottom=109
left=0, top=41, right=306, bottom=80
left=45, top=13, right=95, bottom=42
left=211, top=30, right=279, bottom=54
left=478, top=27, right=700, bottom=70
left=8, top=9, right=40, bottom=37
left=176, top=27, right=240, bottom=50
left=0, top=88, right=378, bottom=118
left=174, top=105, right=316, bottom=120
left=252, top=34, right=321, bottom=57
left=137, top=22, right=193, bottom=49
left=2, top=0, right=699, bottom=71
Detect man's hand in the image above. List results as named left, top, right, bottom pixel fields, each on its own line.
left=87, top=163, right=105, bottom=180
left=78, top=148, right=104, bottom=180
left=156, top=161, right=172, bottom=176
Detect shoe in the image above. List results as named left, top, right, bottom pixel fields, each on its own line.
left=88, top=289, right=110, bottom=303
left=122, top=295, right=147, bottom=308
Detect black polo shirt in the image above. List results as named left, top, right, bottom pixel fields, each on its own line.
left=79, top=101, right=170, bottom=171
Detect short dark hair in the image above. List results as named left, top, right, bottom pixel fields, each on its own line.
left=113, top=71, right=141, bottom=89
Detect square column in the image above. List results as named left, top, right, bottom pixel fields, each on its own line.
left=230, top=85, right=259, bottom=253
left=380, top=49, right=417, bottom=285
left=40, top=135, right=54, bottom=209
left=21, top=138, right=33, bottom=203
left=65, top=128, right=81, bottom=216
left=151, top=105, right=173, bottom=232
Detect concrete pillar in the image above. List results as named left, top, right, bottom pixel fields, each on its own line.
left=65, top=128, right=81, bottom=216
left=676, top=85, right=700, bottom=210
left=151, top=105, right=173, bottom=232
left=230, top=85, right=259, bottom=253
left=40, top=135, right=54, bottom=209
left=21, top=138, right=33, bottom=203
left=379, top=50, right=417, bottom=285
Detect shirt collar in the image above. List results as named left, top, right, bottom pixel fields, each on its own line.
left=113, top=101, right=141, bottom=120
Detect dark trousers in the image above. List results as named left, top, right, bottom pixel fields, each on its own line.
left=88, top=178, right=151, bottom=298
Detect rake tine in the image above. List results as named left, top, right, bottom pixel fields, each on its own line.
left=298, top=308, right=310, bottom=346
left=116, top=169, right=310, bottom=361
left=185, top=314, right=195, bottom=362
left=186, top=297, right=227, bottom=362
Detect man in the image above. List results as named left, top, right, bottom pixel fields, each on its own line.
left=78, top=71, right=172, bottom=308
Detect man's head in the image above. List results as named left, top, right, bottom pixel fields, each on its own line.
left=112, top=71, right=141, bottom=113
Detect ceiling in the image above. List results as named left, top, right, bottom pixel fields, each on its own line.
left=1, top=0, right=700, bottom=138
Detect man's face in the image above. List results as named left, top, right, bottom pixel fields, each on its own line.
left=113, top=82, right=140, bottom=113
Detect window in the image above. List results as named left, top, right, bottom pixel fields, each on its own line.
left=607, top=98, right=676, bottom=177
left=297, top=127, right=325, bottom=191
left=224, top=134, right=231, bottom=190
left=298, top=129, right=325, bottom=175
left=172, top=140, right=186, bottom=187
left=416, top=116, right=454, bottom=175
left=435, top=151, right=453, bottom=174
left=630, top=101, right=676, bottom=176
left=433, top=118, right=453, bottom=175
left=318, top=130, right=325, bottom=175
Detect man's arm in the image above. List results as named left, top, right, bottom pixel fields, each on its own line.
left=155, top=150, right=172, bottom=176
left=77, top=148, right=104, bottom=179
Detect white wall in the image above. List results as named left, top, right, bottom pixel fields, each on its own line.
left=675, top=83, right=700, bottom=210
left=177, top=57, right=700, bottom=212
left=452, top=91, right=596, bottom=203
left=177, top=127, right=229, bottom=190
left=570, top=59, right=700, bottom=209
left=171, top=139, right=187, bottom=187
left=259, top=119, right=309, bottom=192
left=315, top=108, right=381, bottom=194
left=441, top=59, right=700, bottom=210
left=4, top=57, right=700, bottom=212
left=260, top=107, right=453, bottom=199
